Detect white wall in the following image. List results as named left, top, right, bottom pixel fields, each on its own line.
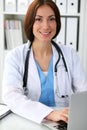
left=82, top=1, right=87, bottom=74
left=0, top=0, right=4, bottom=102
left=78, top=0, right=87, bottom=74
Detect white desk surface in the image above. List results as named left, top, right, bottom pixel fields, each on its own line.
left=0, top=113, right=50, bottom=130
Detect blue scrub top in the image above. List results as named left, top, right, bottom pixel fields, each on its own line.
left=35, top=55, right=55, bottom=107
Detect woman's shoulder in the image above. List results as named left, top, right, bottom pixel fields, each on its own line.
left=58, top=43, right=72, bottom=51
left=5, top=41, right=30, bottom=62
left=57, top=43, right=80, bottom=67
left=52, top=41, right=78, bottom=60
left=6, top=41, right=29, bottom=57
left=58, top=43, right=77, bottom=57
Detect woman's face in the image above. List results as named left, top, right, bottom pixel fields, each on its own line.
left=33, top=5, right=57, bottom=43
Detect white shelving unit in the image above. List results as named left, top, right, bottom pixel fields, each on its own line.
left=0, top=0, right=4, bottom=102
left=0, top=0, right=87, bottom=102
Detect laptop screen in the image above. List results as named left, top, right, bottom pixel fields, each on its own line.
left=68, top=91, right=87, bottom=130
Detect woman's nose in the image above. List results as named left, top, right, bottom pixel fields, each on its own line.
left=42, top=20, right=49, bottom=29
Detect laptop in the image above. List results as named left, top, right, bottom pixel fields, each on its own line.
left=42, top=91, right=87, bottom=130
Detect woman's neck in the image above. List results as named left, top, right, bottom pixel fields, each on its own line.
left=32, top=41, right=52, bottom=57
left=32, top=41, right=53, bottom=71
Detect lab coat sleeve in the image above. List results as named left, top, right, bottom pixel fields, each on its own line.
left=71, top=49, right=87, bottom=92
left=2, top=50, right=53, bottom=124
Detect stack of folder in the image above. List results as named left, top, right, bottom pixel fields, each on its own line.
left=56, top=0, right=80, bottom=14
left=4, top=20, right=23, bottom=50
left=55, top=0, right=80, bottom=51
left=4, top=0, right=30, bottom=13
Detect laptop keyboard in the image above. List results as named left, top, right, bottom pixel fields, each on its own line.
left=54, top=120, right=67, bottom=130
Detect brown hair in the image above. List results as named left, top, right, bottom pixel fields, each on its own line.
left=24, top=0, right=61, bottom=42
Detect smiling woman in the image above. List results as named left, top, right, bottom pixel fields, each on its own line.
left=24, top=0, right=61, bottom=42
left=2, top=0, right=87, bottom=125
left=33, top=5, right=57, bottom=44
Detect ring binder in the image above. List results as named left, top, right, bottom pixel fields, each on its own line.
left=67, top=0, right=79, bottom=13
left=56, top=17, right=66, bottom=44
left=66, top=17, right=79, bottom=50
left=56, top=0, right=67, bottom=14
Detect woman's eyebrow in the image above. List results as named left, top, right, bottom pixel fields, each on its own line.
left=35, top=15, right=55, bottom=18
left=49, top=15, right=56, bottom=18
left=35, top=15, right=42, bottom=17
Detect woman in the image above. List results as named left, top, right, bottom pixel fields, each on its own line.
left=3, top=0, right=87, bottom=124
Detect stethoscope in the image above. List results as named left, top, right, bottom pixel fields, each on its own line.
left=23, top=40, right=69, bottom=102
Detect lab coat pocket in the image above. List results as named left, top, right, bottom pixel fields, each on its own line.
left=55, top=65, right=70, bottom=108
left=55, top=94, right=69, bottom=108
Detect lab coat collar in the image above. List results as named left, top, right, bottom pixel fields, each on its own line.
left=52, top=44, right=64, bottom=67
left=28, top=48, right=40, bottom=84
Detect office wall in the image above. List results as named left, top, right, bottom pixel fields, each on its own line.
left=79, top=0, right=87, bottom=74
left=82, top=6, right=87, bottom=74
left=0, top=0, right=4, bottom=102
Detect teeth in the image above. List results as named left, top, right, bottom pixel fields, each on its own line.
left=42, top=32, right=49, bottom=34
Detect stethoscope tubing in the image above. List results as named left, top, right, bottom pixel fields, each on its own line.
left=23, top=41, right=68, bottom=97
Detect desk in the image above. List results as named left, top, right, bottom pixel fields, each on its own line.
left=0, top=113, right=50, bottom=130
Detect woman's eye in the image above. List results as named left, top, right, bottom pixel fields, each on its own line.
left=49, top=17, right=56, bottom=21
left=35, top=18, right=42, bottom=21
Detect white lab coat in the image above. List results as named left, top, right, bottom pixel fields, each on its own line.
left=2, top=41, right=87, bottom=124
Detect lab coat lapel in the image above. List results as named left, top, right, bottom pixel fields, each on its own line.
left=52, top=45, right=71, bottom=96
left=52, top=45, right=58, bottom=93
left=28, top=49, right=41, bottom=89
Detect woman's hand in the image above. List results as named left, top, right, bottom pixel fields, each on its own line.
left=45, top=108, right=69, bottom=123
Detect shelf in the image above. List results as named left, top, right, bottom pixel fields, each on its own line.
left=61, top=13, right=80, bottom=17
left=3, top=12, right=81, bottom=17
left=3, top=12, right=26, bottom=15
